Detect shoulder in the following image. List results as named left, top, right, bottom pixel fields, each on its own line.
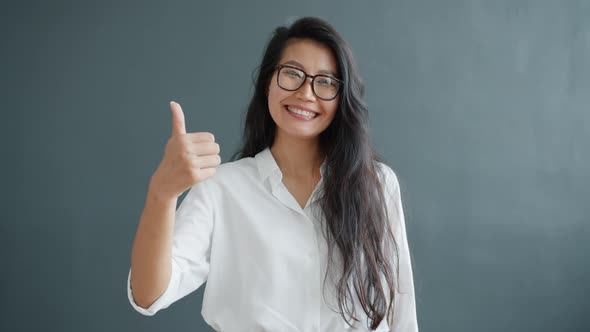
left=375, top=161, right=401, bottom=195
left=194, top=155, right=258, bottom=192
left=185, top=155, right=258, bottom=207
left=375, top=161, right=407, bottom=236
left=215, top=156, right=258, bottom=181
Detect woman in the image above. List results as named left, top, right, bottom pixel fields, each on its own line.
left=128, top=17, right=418, bottom=331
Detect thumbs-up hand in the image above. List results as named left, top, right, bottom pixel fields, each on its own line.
left=150, top=101, right=221, bottom=200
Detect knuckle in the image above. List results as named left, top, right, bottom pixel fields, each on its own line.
left=189, top=168, right=202, bottom=182
left=180, top=150, right=192, bottom=162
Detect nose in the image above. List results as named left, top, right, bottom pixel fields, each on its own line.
left=294, top=77, right=316, bottom=101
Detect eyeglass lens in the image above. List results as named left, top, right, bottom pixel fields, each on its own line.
left=278, top=66, right=340, bottom=100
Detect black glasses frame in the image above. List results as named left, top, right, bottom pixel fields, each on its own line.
left=275, top=64, right=343, bottom=101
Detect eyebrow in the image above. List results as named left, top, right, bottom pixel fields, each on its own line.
left=283, top=60, right=338, bottom=78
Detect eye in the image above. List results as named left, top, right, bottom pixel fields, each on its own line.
left=316, top=77, right=336, bottom=86
left=285, top=69, right=303, bottom=78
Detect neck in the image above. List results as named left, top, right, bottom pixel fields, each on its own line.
left=270, top=130, right=324, bottom=179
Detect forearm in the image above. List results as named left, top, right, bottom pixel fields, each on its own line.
left=129, top=179, right=177, bottom=308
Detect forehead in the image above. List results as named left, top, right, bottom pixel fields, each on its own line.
left=279, top=38, right=338, bottom=76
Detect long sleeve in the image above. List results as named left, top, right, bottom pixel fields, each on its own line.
left=127, top=179, right=216, bottom=316
left=382, top=164, right=419, bottom=331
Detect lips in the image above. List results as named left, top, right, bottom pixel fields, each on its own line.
left=286, top=104, right=319, bottom=115
left=285, top=104, right=318, bottom=114
left=284, top=106, right=319, bottom=120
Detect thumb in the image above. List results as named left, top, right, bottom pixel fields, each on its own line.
left=170, top=101, right=186, bottom=136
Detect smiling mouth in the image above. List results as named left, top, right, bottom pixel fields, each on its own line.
left=284, top=105, right=319, bottom=119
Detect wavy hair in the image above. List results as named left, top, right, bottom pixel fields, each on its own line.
left=230, top=17, right=400, bottom=329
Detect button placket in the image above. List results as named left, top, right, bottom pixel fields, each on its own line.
left=304, top=209, right=322, bottom=332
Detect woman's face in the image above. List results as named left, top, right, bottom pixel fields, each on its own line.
left=267, top=38, right=340, bottom=140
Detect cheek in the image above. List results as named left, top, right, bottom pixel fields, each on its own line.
left=268, top=86, right=289, bottom=112
left=323, top=102, right=339, bottom=120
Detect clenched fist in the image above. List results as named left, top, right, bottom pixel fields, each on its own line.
left=150, top=101, right=221, bottom=200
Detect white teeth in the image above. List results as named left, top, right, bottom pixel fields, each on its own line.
left=287, top=106, right=317, bottom=118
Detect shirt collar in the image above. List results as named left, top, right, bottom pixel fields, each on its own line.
left=255, top=147, right=327, bottom=184
left=255, top=147, right=280, bottom=182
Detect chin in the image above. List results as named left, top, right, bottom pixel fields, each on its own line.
left=277, top=126, right=322, bottom=140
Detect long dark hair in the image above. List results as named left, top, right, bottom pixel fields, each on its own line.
left=230, top=17, right=400, bottom=329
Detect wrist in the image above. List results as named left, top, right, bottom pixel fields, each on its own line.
left=147, top=177, right=177, bottom=207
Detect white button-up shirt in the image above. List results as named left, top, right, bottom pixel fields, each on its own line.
left=127, top=147, right=418, bottom=331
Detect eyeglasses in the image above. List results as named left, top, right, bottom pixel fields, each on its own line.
left=275, top=64, right=342, bottom=101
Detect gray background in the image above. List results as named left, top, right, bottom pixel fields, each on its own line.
left=2, top=0, right=589, bottom=331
